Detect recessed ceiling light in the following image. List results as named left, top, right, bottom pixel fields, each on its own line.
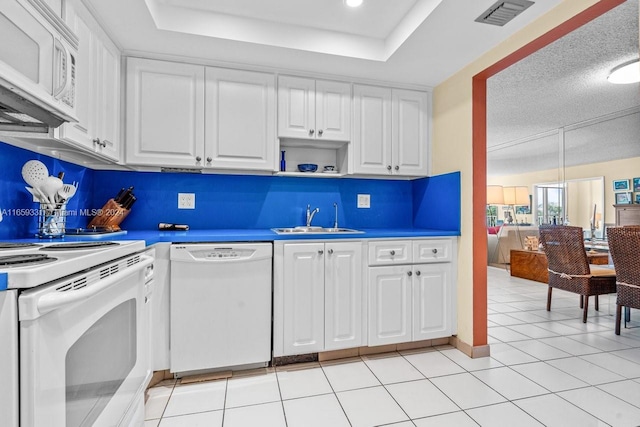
left=607, top=59, right=640, bottom=84
left=345, top=0, right=363, bottom=8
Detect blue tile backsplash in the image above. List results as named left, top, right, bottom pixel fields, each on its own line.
left=0, top=141, right=460, bottom=239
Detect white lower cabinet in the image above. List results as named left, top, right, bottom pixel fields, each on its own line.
left=276, top=241, right=363, bottom=357
left=412, top=263, right=451, bottom=341
left=367, top=239, right=455, bottom=346
left=368, top=265, right=412, bottom=346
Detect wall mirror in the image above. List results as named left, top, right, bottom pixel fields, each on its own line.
left=533, top=176, right=605, bottom=239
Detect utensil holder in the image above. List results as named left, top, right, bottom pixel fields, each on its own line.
left=87, top=199, right=130, bottom=231
left=37, top=203, right=67, bottom=238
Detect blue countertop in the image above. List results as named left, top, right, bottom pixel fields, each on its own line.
left=9, top=228, right=460, bottom=246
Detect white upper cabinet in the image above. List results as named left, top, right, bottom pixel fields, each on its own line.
left=205, top=67, right=276, bottom=171
left=126, top=59, right=277, bottom=170
left=59, top=0, right=121, bottom=161
left=353, top=85, right=429, bottom=176
left=125, top=58, right=205, bottom=167
left=352, top=85, right=392, bottom=175
left=278, top=76, right=351, bottom=141
left=392, top=89, right=429, bottom=176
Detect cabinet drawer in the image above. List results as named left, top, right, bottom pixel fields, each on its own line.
left=413, top=240, right=452, bottom=263
left=368, top=240, right=412, bottom=266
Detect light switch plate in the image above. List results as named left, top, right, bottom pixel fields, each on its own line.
left=178, top=193, right=195, bottom=209
left=357, top=194, right=370, bottom=208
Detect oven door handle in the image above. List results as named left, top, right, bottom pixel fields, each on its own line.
left=36, top=256, right=153, bottom=315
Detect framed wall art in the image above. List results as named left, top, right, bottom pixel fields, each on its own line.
left=615, top=192, right=632, bottom=204
left=633, top=177, right=640, bottom=192
left=635, top=193, right=640, bottom=204
left=613, top=179, right=630, bottom=191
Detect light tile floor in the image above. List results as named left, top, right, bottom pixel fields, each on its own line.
left=145, top=266, right=640, bottom=426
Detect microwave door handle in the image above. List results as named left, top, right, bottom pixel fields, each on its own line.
left=53, top=39, right=72, bottom=98
left=36, top=255, right=153, bottom=316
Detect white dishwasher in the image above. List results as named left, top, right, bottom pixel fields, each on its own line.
left=170, top=243, right=273, bottom=376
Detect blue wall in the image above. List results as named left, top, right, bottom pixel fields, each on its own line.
left=0, top=142, right=94, bottom=239
left=0, top=141, right=461, bottom=238
left=413, top=171, right=461, bottom=231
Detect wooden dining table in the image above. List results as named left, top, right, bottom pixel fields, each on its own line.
left=509, top=249, right=610, bottom=283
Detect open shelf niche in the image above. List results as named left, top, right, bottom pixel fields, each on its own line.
left=275, top=138, right=349, bottom=177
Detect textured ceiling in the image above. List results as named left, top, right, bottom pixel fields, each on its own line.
left=487, top=0, right=640, bottom=177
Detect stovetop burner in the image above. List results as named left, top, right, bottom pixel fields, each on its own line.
left=40, top=241, right=120, bottom=251
left=0, top=243, right=42, bottom=250
left=0, top=254, right=57, bottom=267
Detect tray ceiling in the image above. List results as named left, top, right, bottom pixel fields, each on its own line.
left=85, top=0, right=564, bottom=87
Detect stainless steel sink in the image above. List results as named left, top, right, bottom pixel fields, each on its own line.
left=272, top=226, right=363, bottom=234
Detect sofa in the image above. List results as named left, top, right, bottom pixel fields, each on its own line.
left=488, top=225, right=540, bottom=265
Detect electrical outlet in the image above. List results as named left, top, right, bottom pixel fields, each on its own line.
left=357, top=194, right=370, bottom=208
left=178, top=193, right=195, bottom=209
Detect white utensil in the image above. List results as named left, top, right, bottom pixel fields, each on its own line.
left=25, top=186, right=52, bottom=208
left=21, top=160, right=49, bottom=188
left=57, top=183, right=77, bottom=202
left=40, top=176, right=64, bottom=206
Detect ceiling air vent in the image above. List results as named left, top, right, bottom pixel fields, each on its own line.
left=475, top=0, right=534, bottom=26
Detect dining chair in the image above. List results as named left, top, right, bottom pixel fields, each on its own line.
left=605, top=226, right=640, bottom=335
left=539, top=225, right=616, bottom=323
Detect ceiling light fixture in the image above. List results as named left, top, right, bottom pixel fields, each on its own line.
left=607, top=59, right=640, bottom=84
left=345, top=0, right=363, bottom=8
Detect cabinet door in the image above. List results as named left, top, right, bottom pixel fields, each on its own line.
left=412, top=263, right=451, bottom=341
left=126, top=58, right=205, bottom=167
left=59, top=2, right=121, bottom=162
left=277, top=76, right=315, bottom=139
left=352, top=85, right=392, bottom=175
left=316, top=80, right=351, bottom=141
left=205, top=68, right=275, bottom=171
left=368, top=265, right=411, bottom=346
left=325, top=242, right=362, bottom=351
left=94, top=36, right=120, bottom=161
left=58, top=3, right=96, bottom=150
left=392, top=89, right=429, bottom=176
left=283, top=243, right=325, bottom=355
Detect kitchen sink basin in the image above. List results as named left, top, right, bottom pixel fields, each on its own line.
left=272, top=226, right=363, bottom=234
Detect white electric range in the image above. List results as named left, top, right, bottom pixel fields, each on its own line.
left=0, top=240, right=152, bottom=427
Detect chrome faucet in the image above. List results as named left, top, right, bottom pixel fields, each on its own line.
left=333, top=202, right=338, bottom=229
left=306, top=204, right=320, bottom=227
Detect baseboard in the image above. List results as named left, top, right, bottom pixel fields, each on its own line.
left=449, top=336, right=491, bottom=358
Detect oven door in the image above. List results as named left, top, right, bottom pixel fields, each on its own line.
left=18, top=255, right=152, bottom=427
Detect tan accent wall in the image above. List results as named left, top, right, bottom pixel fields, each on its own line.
left=432, top=0, right=606, bottom=345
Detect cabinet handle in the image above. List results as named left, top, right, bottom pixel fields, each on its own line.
left=432, top=248, right=438, bottom=254
left=318, top=129, right=323, bottom=136
left=407, top=271, right=412, bottom=277
left=318, top=250, right=324, bottom=255
left=395, top=165, right=399, bottom=171
left=328, top=248, right=333, bottom=255
left=390, top=250, right=396, bottom=256
left=387, top=165, right=392, bottom=171
left=416, top=271, right=421, bottom=276
left=196, top=156, right=202, bottom=162
left=93, top=138, right=100, bottom=146
left=207, top=157, right=212, bottom=163
left=102, top=141, right=107, bottom=148
left=309, top=129, right=315, bottom=135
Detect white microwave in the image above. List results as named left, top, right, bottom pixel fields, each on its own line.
left=0, top=0, right=78, bottom=130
